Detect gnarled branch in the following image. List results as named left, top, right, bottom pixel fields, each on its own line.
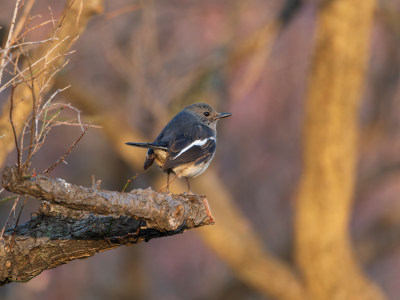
left=0, top=166, right=214, bottom=285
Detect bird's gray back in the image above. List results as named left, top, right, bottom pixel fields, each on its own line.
left=153, top=110, right=211, bottom=145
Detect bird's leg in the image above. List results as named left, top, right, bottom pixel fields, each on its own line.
left=166, top=170, right=171, bottom=193
left=185, top=177, right=193, bottom=194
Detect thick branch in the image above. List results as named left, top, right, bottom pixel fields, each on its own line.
left=1, top=166, right=213, bottom=285
left=2, top=166, right=213, bottom=231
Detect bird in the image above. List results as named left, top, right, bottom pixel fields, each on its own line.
left=126, top=103, right=231, bottom=193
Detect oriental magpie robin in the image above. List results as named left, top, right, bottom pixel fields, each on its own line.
left=126, top=103, right=231, bottom=193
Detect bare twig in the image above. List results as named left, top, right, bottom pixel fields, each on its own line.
left=158, top=172, right=179, bottom=193
left=0, top=0, right=22, bottom=85
left=0, top=36, right=73, bottom=93
left=22, top=55, right=38, bottom=174
left=0, top=38, right=59, bottom=54
left=0, top=195, right=20, bottom=240
left=12, top=0, right=35, bottom=40
left=122, top=174, right=138, bottom=193
left=9, top=86, right=22, bottom=174
left=10, top=197, right=26, bottom=248
left=43, top=126, right=89, bottom=174
left=37, top=120, right=101, bottom=128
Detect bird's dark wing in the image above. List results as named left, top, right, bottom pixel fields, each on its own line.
left=163, top=124, right=216, bottom=170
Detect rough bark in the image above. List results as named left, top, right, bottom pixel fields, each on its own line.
left=295, top=0, right=386, bottom=299
left=0, top=166, right=214, bottom=285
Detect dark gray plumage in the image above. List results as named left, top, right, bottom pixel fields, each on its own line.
left=126, top=103, right=231, bottom=192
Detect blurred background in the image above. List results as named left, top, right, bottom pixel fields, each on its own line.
left=0, top=0, right=400, bottom=299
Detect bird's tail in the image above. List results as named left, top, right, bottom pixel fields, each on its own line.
left=125, top=142, right=168, bottom=151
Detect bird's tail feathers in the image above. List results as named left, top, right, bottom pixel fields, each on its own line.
left=125, top=142, right=167, bottom=151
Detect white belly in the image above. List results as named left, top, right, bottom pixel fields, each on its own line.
left=173, top=156, right=214, bottom=178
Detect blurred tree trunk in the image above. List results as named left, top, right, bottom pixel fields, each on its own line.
left=295, top=1, right=385, bottom=299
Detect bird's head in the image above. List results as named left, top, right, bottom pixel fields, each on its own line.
left=184, top=103, right=231, bottom=129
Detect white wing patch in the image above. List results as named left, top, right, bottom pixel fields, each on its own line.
left=173, top=137, right=215, bottom=159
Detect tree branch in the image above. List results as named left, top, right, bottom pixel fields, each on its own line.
left=0, top=166, right=214, bottom=285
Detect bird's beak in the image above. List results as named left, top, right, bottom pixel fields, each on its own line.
left=216, top=112, right=232, bottom=119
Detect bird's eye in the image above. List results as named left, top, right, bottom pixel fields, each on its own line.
left=204, top=112, right=210, bottom=117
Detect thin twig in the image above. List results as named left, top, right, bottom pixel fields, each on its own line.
left=43, top=126, right=89, bottom=174
left=158, top=172, right=180, bottom=193
left=12, top=0, right=34, bottom=40
left=12, top=19, right=59, bottom=51
left=10, top=198, right=26, bottom=248
left=0, top=195, right=20, bottom=240
left=9, top=86, right=22, bottom=174
left=47, top=86, right=71, bottom=103
left=22, top=54, right=37, bottom=175
left=0, top=36, right=72, bottom=94
left=0, top=196, right=18, bottom=204
left=38, top=120, right=101, bottom=128
left=0, top=38, right=59, bottom=54
left=75, top=0, right=84, bottom=32
left=0, top=0, right=22, bottom=85
left=122, top=174, right=138, bottom=192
